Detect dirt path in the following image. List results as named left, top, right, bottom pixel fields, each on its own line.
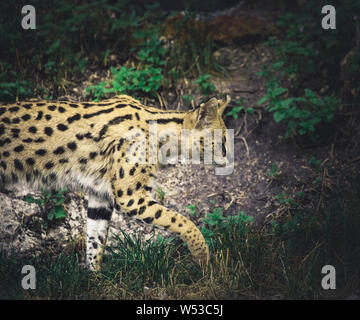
left=154, top=41, right=333, bottom=232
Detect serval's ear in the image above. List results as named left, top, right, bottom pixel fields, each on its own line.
left=217, top=95, right=231, bottom=116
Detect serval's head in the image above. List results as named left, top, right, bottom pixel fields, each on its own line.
left=182, top=95, right=233, bottom=171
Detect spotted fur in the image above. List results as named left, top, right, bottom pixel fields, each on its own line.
left=0, top=95, right=231, bottom=270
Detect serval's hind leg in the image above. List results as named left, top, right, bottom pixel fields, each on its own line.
left=86, top=194, right=112, bottom=271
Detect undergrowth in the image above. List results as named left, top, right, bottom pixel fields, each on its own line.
left=1, top=167, right=359, bottom=299
left=255, top=0, right=359, bottom=140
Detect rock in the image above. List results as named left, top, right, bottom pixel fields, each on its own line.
left=0, top=189, right=86, bottom=258
left=0, top=192, right=40, bottom=256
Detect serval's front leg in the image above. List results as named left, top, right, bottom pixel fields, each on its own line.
left=112, top=185, right=209, bottom=266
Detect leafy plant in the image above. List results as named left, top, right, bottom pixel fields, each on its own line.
left=225, top=98, right=254, bottom=120
left=308, top=156, right=322, bottom=172
left=24, top=188, right=67, bottom=228
left=267, top=163, right=282, bottom=178
left=257, top=76, right=339, bottom=139
left=193, top=74, right=216, bottom=96
left=155, top=186, right=166, bottom=202
left=86, top=25, right=166, bottom=101
left=182, top=94, right=194, bottom=103
left=274, top=191, right=299, bottom=208
left=226, top=99, right=244, bottom=120
left=186, top=204, right=198, bottom=217
left=201, top=207, right=254, bottom=247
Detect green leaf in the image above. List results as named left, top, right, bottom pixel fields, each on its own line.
left=54, top=206, right=67, bottom=219
left=273, top=111, right=286, bottom=122
left=270, top=61, right=285, bottom=70
left=257, top=95, right=269, bottom=105
left=246, top=107, right=254, bottom=114
left=201, top=226, right=215, bottom=238
left=24, top=196, right=36, bottom=204
left=47, top=211, right=54, bottom=221
left=272, top=87, right=288, bottom=97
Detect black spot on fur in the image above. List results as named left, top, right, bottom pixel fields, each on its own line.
left=155, top=210, right=162, bottom=219
left=89, top=152, right=97, bottom=159
left=143, top=217, right=154, bottom=224
left=0, top=161, right=7, bottom=170
left=35, top=111, right=43, bottom=120
left=9, top=106, right=19, bottom=113
left=67, top=142, right=77, bottom=151
left=0, top=138, right=11, bottom=147
left=67, top=113, right=81, bottom=124
left=45, top=161, right=54, bottom=169
left=138, top=206, right=146, bottom=215
left=119, top=167, right=124, bottom=179
left=53, top=146, right=65, bottom=155
left=127, top=209, right=137, bottom=216
left=26, top=158, right=35, bottom=166
left=76, top=133, right=84, bottom=140
left=14, top=145, right=24, bottom=152
left=117, top=138, right=124, bottom=151
left=11, top=128, right=20, bottom=138
left=28, top=126, right=37, bottom=133
left=57, top=123, right=68, bottom=131
left=14, top=159, right=24, bottom=170
left=79, top=158, right=88, bottom=164
left=35, top=149, right=47, bottom=156
left=44, top=127, right=53, bottom=136
left=11, top=172, right=18, bottom=182
left=21, top=114, right=31, bottom=121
